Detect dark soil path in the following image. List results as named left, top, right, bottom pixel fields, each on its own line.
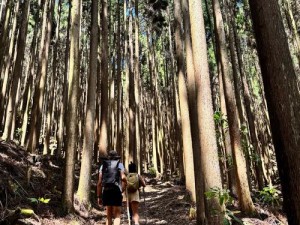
left=0, top=140, right=195, bottom=225
left=0, top=140, right=288, bottom=225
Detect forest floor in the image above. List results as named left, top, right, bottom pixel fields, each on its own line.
left=0, top=140, right=288, bottom=225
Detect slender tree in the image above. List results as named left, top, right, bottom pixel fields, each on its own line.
left=128, top=0, right=136, bottom=164
left=0, top=0, right=12, bottom=74
left=124, top=0, right=130, bottom=168
left=44, top=0, right=62, bottom=155
left=189, top=0, right=224, bottom=223
left=0, top=0, right=6, bottom=21
left=212, top=0, right=255, bottom=213
left=0, top=0, right=20, bottom=128
left=20, top=1, right=42, bottom=146
left=77, top=0, right=98, bottom=206
left=134, top=0, right=141, bottom=172
left=174, top=0, right=196, bottom=202
left=57, top=0, right=71, bottom=157
left=26, top=0, right=54, bottom=152
left=115, top=0, right=122, bottom=156
left=99, top=0, right=109, bottom=156
left=63, top=0, right=81, bottom=213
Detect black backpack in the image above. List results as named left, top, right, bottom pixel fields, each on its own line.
left=101, top=159, right=120, bottom=188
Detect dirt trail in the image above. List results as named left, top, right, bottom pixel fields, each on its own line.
left=29, top=180, right=196, bottom=225
left=0, top=140, right=288, bottom=225
left=84, top=181, right=196, bottom=225
left=0, top=140, right=195, bottom=225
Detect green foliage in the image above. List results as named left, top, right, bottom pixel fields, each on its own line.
left=149, top=167, right=157, bottom=176
left=240, top=123, right=253, bottom=157
left=225, top=210, right=243, bottom=225
left=250, top=76, right=261, bottom=100
left=213, top=111, right=228, bottom=129
left=28, top=198, right=39, bottom=204
left=14, top=128, right=22, bottom=142
left=207, top=43, right=217, bottom=72
left=250, top=152, right=261, bottom=163
left=205, top=187, right=243, bottom=225
left=259, top=185, right=280, bottom=206
left=226, top=155, right=234, bottom=169
left=28, top=197, right=51, bottom=204
left=240, top=123, right=248, bottom=136
left=205, top=187, right=233, bottom=207
left=20, top=209, right=35, bottom=215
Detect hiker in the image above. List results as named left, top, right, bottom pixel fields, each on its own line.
left=126, top=162, right=146, bottom=225
left=97, top=150, right=127, bottom=225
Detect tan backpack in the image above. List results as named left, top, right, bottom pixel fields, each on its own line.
left=127, top=173, right=139, bottom=193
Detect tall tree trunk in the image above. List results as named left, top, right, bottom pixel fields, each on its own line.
left=123, top=0, right=130, bottom=168
left=0, top=0, right=6, bottom=22
left=57, top=0, right=71, bottom=157
left=99, top=0, right=109, bottom=157
left=44, top=0, right=61, bottom=155
left=228, top=1, right=265, bottom=190
left=62, top=0, right=81, bottom=213
left=77, top=0, right=98, bottom=206
left=218, top=70, right=237, bottom=194
left=189, top=0, right=224, bottom=223
left=20, top=3, right=42, bottom=146
left=0, top=0, right=12, bottom=74
left=26, top=0, right=54, bottom=153
left=249, top=1, right=300, bottom=224
left=147, top=29, right=158, bottom=174
left=94, top=12, right=101, bottom=162
left=0, top=0, right=19, bottom=127
left=134, top=0, right=141, bottom=173
left=212, top=0, right=255, bottom=213
left=174, top=0, right=196, bottom=203
left=166, top=15, right=184, bottom=180
left=110, top=24, right=116, bottom=151
left=226, top=0, right=254, bottom=192
left=2, top=0, right=30, bottom=140
left=115, top=0, right=122, bottom=156
left=283, top=0, right=300, bottom=63
left=128, top=0, right=136, bottom=164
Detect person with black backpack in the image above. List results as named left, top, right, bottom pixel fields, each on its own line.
left=126, top=162, right=146, bottom=225
left=97, top=150, right=127, bottom=225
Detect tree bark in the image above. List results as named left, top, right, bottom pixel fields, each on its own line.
left=175, top=0, right=196, bottom=203
left=115, top=0, right=122, bottom=156
left=98, top=0, right=109, bottom=157
left=0, top=0, right=12, bottom=74
left=249, top=1, right=300, bottom=224
left=0, top=0, right=20, bottom=129
left=213, top=0, right=255, bottom=213
left=62, top=0, right=81, bottom=213
left=57, top=0, right=71, bottom=157
left=44, top=0, right=61, bottom=155
left=26, top=0, right=54, bottom=153
left=189, top=0, right=224, bottom=223
left=134, top=0, right=141, bottom=173
left=77, top=0, right=98, bottom=206
left=128, top=0, right=135, bottom=164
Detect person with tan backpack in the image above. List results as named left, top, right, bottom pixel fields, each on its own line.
left=126, top=162, right=146, bottom=225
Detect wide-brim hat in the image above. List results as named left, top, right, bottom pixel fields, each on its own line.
left=108, top=150, right=121, bottom=159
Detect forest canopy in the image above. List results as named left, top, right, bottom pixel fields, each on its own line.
left=0, top=0, right=299, bottom=224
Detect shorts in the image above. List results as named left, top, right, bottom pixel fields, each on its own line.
left=127, top=190, right=140, bottom=203
left=102, top=186, right=123, bottom=206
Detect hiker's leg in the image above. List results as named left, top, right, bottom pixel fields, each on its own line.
left=113, top=206, right=121, bottom=225
left=106, top=206, right=113, bottom=225
left=131, top=201, right=139, bottom=224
